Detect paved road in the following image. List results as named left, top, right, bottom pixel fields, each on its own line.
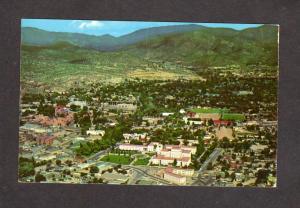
left=123, top=165, right=172, bottom=185
left=87, top=148, right=111, bottom=162
left=198, top=148, right=223, bottom=174
left=192, top=148, right=223, bottom=186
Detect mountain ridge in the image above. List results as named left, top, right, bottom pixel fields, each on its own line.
left=21, top=24, right=206, bottom=51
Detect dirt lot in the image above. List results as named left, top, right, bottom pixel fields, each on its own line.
left=214, top=126, right=234, bottom=140
left=127, top=69, right=205, bottom=81
left=198, top=113, right=221, bottom=120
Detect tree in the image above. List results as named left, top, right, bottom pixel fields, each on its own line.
left=70, top=104, right=80, bottom=112
left=56, top=159, right=61, bottom=166
left=255, top=169, right=269, bottom=185
left=207, top=162, right=213, bottom=170
left=19, top=157, right=35, bottom=178
left=65, top=160, right=73, bottom=167
left=90, top=165, right=99, bottom=174
left=173, top=159, right=177, bottom=167
left=236, top=182, right=243, bottom=187
left=208, top=119, right=214, bottom=126
left=230, top=172, right=236, bottom=182
left=35, top=172, right=46, bottom=182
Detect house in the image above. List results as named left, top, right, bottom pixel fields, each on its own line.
left=177, top=139, right=199, bottom=146
left=186, top=111, right=196, bottom=118
left=86, top=130, right=105, bottom=136
left=36, top=153, right=56, bottom=162
left=67, top=100, right=87, bottom=109
left=183, top=117, right=203, bottom=125
left=179, top=109, right=186, bottom=114
left=32, top=114, right=74, bottom=127
left=36, top=135, right=56, bottom=145
left=162, top=112, right=174, bottom=117
left=55, top=105, right=69, bottom=117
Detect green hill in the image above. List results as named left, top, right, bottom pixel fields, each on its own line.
left=128, top=25, right=278, bottom=67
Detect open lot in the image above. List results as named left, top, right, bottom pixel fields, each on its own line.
left=133, top=157, right=150, bottom=166
left=100, top=154, right=133, bottom=165
left=221, top=113, right=245, bottom=121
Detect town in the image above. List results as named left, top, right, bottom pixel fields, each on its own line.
left=19, top=66, right=277, bottom=187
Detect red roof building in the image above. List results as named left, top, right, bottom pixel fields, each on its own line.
left=213, top=120, right=231, bottom=126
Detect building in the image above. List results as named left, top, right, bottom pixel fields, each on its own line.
left=147, top=142, right=163, bottom=152
left=151, top=155, right=191, bottom=167
left=123, top=133, right=148, bottom=143
left=118, top=142, right=162, bottom=153
left=159, top=148, right=191, bottom=159
left=151, top=155, right=175, bottom=166
left=35, top=135, right=56, bottom=145
left=86, top=130, right=105, bottom=136
left=142, top=116, right=164, bottom=125
left=177, top=139, right=199, bottom=146
left=150, top=144, right=196, bottom=167
left=67, top=100, right=87, bottom=109
left=55, top=105, right=69, bottom=117
left=162, top=112, right=174, bottom=117
left=101, top=101, right=137, bottom=112
left=183, top=117, right=203, bottom=125
left=118, top=144, right=146, bottom=152
left=213, top=120, right=231, bottom=126
left=32, top=113, right=74, bottom=127
left=171, top=167, right=195, bottom=176
left=165, top=145, right=197, bottom=154
left=163, top=169, right=187, bottom=185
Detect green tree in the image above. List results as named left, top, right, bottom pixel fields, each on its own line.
left=90, top=165, right=99, bottom=174
left=56, top=159, right=61, bottom=166
left=35, top=172, right=46, bottom=182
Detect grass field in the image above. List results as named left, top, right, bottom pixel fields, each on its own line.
left=133, top=157, right=150, bottom=166
left=221, top=113, right=245, bottom=121
left=190, top=108, right=229, bottom=114
left=100, top=154, right=133, bottom=165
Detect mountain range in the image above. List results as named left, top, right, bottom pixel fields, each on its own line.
left=21, top=24, right=205, bottom=51
left=20, top=24, right=279, bottom=87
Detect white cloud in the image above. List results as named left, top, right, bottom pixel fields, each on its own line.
left=77, top=21, right=103, bottom=29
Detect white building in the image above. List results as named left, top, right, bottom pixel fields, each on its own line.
left=86, top=130, right=105, bottom=136
left=101, top=101, right=137, bottom=112
left=147, top=142, right=163, bottom=152
left=118, top=144, right=146, bottom=152
left=172, top=168, right=195, bottom=177
left=183, top=117, right=203, bottom=125
left=123, top=133, right=148, bottom=143
left=165, top=145, right=197, bottom=154
left=163, top=171, right=186, bottom=185
left=162, top=112, right=174, bottom=117
left=150, top=155, right=191, bottom=167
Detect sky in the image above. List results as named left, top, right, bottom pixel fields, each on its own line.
left=21, top=19, right=262, bottom=37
